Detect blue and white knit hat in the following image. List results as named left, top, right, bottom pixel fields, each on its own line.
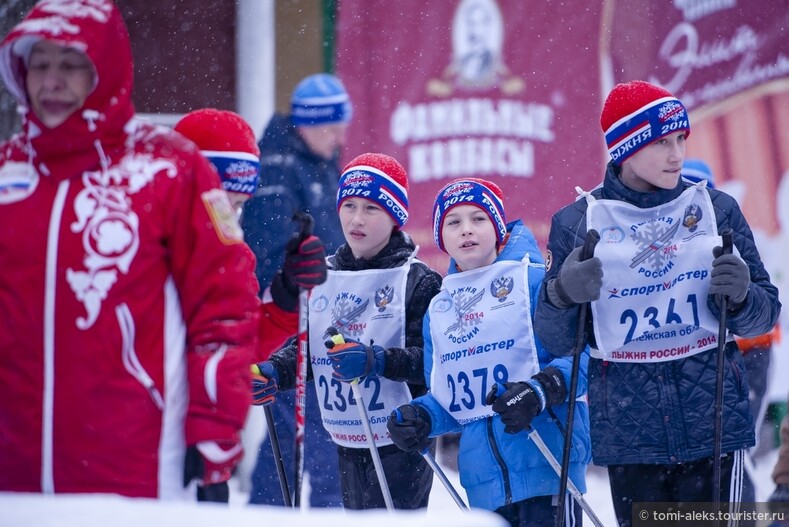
left=337, top=153, right=409, bottom=227
left=432, top=178, right=507, bottom=253
left=681, top=158, right=715, bottom=188
left=291, top=73, right=352, bottom=126
left=601, top=80, right=690, bottom=165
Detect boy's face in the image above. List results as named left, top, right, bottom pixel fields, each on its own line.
left=339, top=197, right=396, bottom=259
left=620, top=130, right=687, bottom=192
left=25, top=41, right=95, bottom=128
left=441, top=204, right=498, bottom=270
left=298, top=122, right=349, bottom=160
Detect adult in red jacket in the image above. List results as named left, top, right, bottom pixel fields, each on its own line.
left=0, top=0, right=260, bottom=500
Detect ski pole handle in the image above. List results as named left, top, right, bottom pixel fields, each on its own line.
left=720, top=228, right=733, bottom=255
left=581, top=229, right=600, bottom=261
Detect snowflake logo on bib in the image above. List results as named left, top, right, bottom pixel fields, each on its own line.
left=329, top=294, right=370, bottom=338
left=443, top=288, right=485, bottom=340
left=629, top=218, right=679, bottom=277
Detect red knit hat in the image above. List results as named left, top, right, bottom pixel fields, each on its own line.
left=432, top=177, right=507, bottom=253
left=337, top=153, right=409, bottom=227
left=600, top=80, right=690, bottom=165
left=175, top=109, right=261, bottom=195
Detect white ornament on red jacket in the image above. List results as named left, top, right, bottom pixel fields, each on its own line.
left=66, top=152, right=176, bottom=329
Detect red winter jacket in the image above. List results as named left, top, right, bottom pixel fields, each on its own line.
left=0, top=0, right=270, bottom=499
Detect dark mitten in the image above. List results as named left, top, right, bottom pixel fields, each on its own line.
left=710, top=245, right=749, bottom=306
left=251, top=362, right=278, bottom=406
left=547, top=245, right=603, bottom=308
left=197, top=482, right=229, bottom=502
left=486, top=366, right=567, bottom=434
left=284, top=234, right=327, bottom=289
left=387, top=404, right=432, bottom=452
left=270, top=234, right=328, bottom=312
left=325, top=335, right=385, bottom=382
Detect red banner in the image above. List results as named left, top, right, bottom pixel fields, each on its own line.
left=336, top=0, right=789, bottom=272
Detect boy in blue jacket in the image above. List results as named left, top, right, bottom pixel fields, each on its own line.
left=388, top=178, right=591, bottom=527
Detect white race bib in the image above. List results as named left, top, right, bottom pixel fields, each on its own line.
left=309, top=255, right=414, bottom=447
left=587, top=184, right=727, bottom=362
left=429, top=258, right=540, bottom=425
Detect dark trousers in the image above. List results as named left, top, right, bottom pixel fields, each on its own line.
left=337, top=442, right=434, bottom=510
left=608, top=451, right=747, bottom=527
left=495, top=494, right=583, bottom=527
left=249, top=384, right=343, bottom=507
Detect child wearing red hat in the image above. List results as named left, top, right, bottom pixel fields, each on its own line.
left=534, top=80, right=780, bottom=526
left=250, top=153, right=443, bottom=510
left=387, top=178, right=592, bottom=526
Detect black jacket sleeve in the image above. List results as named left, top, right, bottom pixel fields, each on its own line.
left=382, top=261, right=442, bottom=394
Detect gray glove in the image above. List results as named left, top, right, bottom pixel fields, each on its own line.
left=710, top=245, right=749, bottom=305
left=547, top=245, right=603, bottom=308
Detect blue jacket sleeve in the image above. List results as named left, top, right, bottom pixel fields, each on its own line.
left=416, top=309, right=463, bottom=435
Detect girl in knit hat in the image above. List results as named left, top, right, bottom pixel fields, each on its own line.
left=387, top=178, right=591, bottom=526
left=251, top=153, right=442, bottom=510
left=534, top=80, right=780, bottom=526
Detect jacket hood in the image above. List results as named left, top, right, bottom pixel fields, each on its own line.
left=0, top=0, right=135, bottom=177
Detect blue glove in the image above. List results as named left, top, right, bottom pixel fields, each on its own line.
left=324, top=335, right=385, bottom=382
left=387, top=404, right=432, bottom=452
left=251, top=362, right=278, bottom=406
left=710, top=245, right=750, bottom=306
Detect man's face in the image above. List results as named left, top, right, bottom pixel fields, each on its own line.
left=298, top=122, right=349, bottom=160
left=25, top=41, right=95, bottom=128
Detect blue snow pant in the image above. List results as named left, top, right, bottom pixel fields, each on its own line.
left=249, top=384, right=343, bottom=507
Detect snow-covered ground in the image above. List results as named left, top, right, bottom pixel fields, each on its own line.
left=1, top=432, right=780, bottom=526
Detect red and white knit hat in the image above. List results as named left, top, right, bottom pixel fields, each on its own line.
left=174, top=108, right=261, bottom=196
left=337, top=153, right=409, bottom=227
left=432, top=177, right=507, bottom=253
left=600, top=80, right=690, bottom=165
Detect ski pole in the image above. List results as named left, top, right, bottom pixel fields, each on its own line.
left=326, top=328, right=395, bottom=510
left=713, top=228, right=733, bottom=509
left=488, top=383, right=603, bottom=526
left=292, top=210, right=314, bottom=508
left=556, top=229, right=599, bottom=527
left=389, top=407, right=468, bottom=511
left=264, top=405, right=292, bottom=507
left=421, top=447, right=468, bottom=511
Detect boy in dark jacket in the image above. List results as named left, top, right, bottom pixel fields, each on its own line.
left=534, top=80, right=781, bottom=527
left=251, top=153, right=442, bottom=509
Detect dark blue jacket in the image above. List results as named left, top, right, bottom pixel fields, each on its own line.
left=241, top=113, right=345, bottom=289
left=534, top=162, right=781, bottom=465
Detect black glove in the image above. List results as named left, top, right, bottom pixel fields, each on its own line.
left=710, top=245, right=749, bottom=306
left=270, top=234, right=327, bottom=312
left=183, top=441, right=243, bottom=503
left=486, top=367, right=567, bottom=434
left=546, top=245, right=603, bottom=309
left=387, top=404, right=432, bottom=452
